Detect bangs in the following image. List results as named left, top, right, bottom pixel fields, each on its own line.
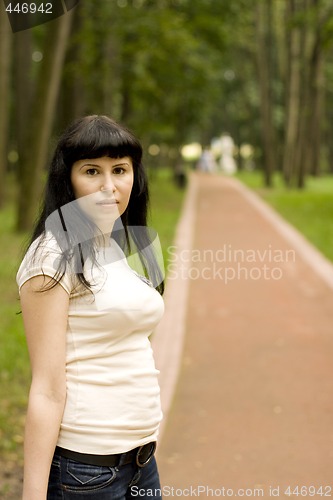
left=62, top=115, right=142, bottom=166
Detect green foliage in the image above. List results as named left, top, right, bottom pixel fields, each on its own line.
left=12, top=0, right=333, bottom=201
left=58, top=0, right=234, bottom=147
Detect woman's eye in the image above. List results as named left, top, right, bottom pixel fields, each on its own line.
left=113, top=167, right=125, bottom=174
left=86, top=168, right=98, bottom=175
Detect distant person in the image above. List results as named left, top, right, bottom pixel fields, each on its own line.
left=174, top=161, right=187, bottom=189
left=196, top=146, right=217, bottom=173
left=17, top=115, right=165, bottom=499
left=219, top=135, right=237, bottom=175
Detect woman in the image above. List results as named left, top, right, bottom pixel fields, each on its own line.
left=17, top=115, right=165, bottom=500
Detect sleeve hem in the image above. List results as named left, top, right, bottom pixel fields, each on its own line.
left=18, top=272, right=71, bottom=295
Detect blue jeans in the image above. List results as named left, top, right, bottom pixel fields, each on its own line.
left=47, top=453, right=162, bottom=499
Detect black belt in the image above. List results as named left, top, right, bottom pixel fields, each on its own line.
left=55, top=442, right=156, bottom=468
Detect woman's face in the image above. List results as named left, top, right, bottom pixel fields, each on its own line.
left=70, top=156, right=134, bottom=231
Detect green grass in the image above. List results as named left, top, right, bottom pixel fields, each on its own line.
left=0, top=168, right=185, bottom=480
left=0, top=206, right=29, bottom=466
left=235, top=170, right=333, bottom=262
left=149, top=167, right=186, bottom=269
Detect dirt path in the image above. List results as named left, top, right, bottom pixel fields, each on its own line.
left=156, top=174, right=333, bottom=498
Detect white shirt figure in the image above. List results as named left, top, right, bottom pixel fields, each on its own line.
left=17, top=233, right=164, bottom=454
left=197, top=148, right=217, bottom=173
left=219, top=135, right=237, bottom=174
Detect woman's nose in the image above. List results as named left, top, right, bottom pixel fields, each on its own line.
left=100, top=175, right=116, bottom=192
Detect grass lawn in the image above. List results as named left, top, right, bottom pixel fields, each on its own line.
left=149, top=167, right=186, bottom=270
left=235, top=170, right=333, bottom=263
left=0, top=167, right=185, bottom=496
left=0, top=206, right=29, bottom=459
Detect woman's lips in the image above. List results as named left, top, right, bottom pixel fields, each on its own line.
left=96, top=200, right=118, bottom=206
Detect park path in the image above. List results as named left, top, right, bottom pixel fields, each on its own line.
left=153, top=173, right=333, bottom=498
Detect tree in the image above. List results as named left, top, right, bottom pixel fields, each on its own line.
left=14, top=28, right=33, bottom=178
left=282, top=0, right=333, bottom=187
left=0, top=3, right=12, bottom=207
left=282, top=0, right=303, bottom=186
left=17, top=11, right=74, bottom=231
left=255, top=0, right=278, bottom=186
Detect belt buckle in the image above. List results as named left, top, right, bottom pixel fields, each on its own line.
left=136, top=442, right=156, bottom=468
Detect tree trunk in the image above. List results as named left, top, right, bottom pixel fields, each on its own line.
left=120, top=27, right=137, bottom=124
left=0, top=3, right=12, bottom=207
left=17, top=11, right=74, bottom=231
left=294, top=0, right=311, bottom=189
left=256, top=0, right=277, bottom=187
left=311, top=53, right=324, bottom=176
left=102, top=33, right=117, bottom=116
left=282, top=0, right=302, bottom=187
left=14, top=29, right=33, bottom=175
left=283, top=0, right=326, bottom=187
left=305, top=14, right=325, bottom=177
left=58, top=5, right=85, bottom=130
left=120, top=70, right=133, bottom=124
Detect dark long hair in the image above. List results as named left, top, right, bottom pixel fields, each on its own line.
left=28, top=115, right=164, bottom=294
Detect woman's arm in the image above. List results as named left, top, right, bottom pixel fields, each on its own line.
left=20, top=276, right=69, bottom=500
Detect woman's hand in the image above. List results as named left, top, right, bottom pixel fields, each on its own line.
left=20, top=276, right=69, bottom=500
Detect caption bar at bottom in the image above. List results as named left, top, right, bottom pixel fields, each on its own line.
left=131, top=484, right=332, bottom=497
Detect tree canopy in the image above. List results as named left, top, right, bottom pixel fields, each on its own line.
left=1, top=0, right=333, bottom=229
